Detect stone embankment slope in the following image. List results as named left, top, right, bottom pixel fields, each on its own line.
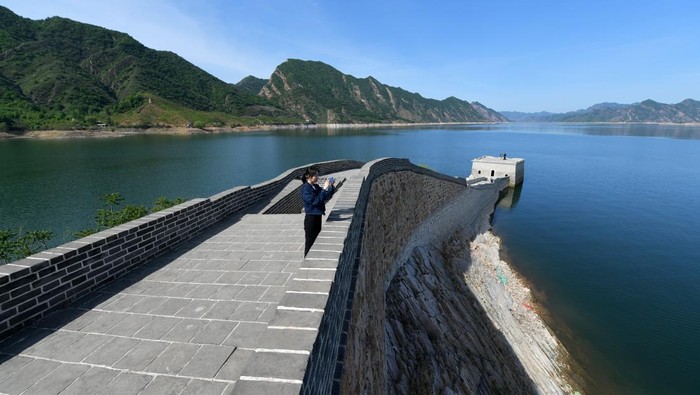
left=340, top=169, right=575, bottom=394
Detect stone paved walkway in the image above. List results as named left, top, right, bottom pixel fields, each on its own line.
left=0, top=170, right=359, bottom=395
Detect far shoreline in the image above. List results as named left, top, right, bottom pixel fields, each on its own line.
left=2, top=120, right=699, bottom=140
left=0, top=122, right=502, bottom=140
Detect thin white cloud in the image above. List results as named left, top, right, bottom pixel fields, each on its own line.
left=3, top=0, right=282, bottom=82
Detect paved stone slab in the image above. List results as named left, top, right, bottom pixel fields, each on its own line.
left=228, top=302, right=267, bottom=322
left=300, top=258, right=340, bottom=269
left=22, top=330, right=84, bottom=359
left=0, top=355, right=32, bottom=382
left=215, top=272, right=247, bottom=285
left=286, top=278, right=334, bottom=293
left=103, top=314, right=153, bottom=336
left=0, top=328, right=52, bottom=355
left=139, top=281, right=176, bottom=296
left=113, top=339, right=168, bottom=370
left=22, top=363, right=90, bottom=395
left=58, top=366, right=120, bottom=395
left=232, top=380, right=302, bottom=395
left=31, top=308, right=85, bottom=330
left=259, top=287, right=286, bottom=303
left=103, top=293, right=144, bottom=312
left=134, top=315, right=181, bottom=340
left=240, top=351, right=309, bottom=380
left=237, top=272, right=268, bottom=285
left=149, top=298, right=190, bottom=315
left=304, top=250, right=342, bottom=260
left=255, top=327, right=319, bottom=352
left=191, top=320, right=238, bottom=345
left=179, top=344, right=235, bottom=378
left=52, top=333, right=110, bottom=362
left=174, top=299, right=216, bottom=318
left=278, top=292, right=330, bottom=310
left=140, top=375, right=190, bottom=395
left=267, top=310, right=325, bottom=330
left=202, top=301, right=241, bottom=320
left=128, top=295, right=168, bottom=313
left=161, top=318, right=207, bottom=342
left=215, top=348, right=254, bottom=381
left=222, top=322, right=267, bottom=348
left=97, top=371, right=152, bottom=394
left=61, top=310, right=107, bottom=331
left=235, top=285, right=267, bottom=301
left=260, top=272, right=292, bottom=286
left=194, top=271, right=225, bottom=283
left=257, top=304, right=278, bottom=323
left=144, top=343, right=200, bottom=375
left=83, top=336, right=139, bottom=366
left=179, top=379, right=230, bottom=395
left=80, top=311, right=128, bottom=333
left=188, top=284, right=222, bottom=299
left=210, top=285, right=244, bottom=300
left=293, top=269, right=336, bottom=281
left=0, top=358, right=61, bottom=394
left=164, top=282, right=199, bottom=297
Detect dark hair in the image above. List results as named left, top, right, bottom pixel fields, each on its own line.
left=301, top=167, right=320, bottom=184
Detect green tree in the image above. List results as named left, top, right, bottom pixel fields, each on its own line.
left=0, top=193, right=187, bottom=263
left=77, top=193, right=186, bottom=237
left=78, top=192, right=147, bottom=237
left=0, top=228, right=54, bottom=264
left=152, top=196, right=186, bottom=212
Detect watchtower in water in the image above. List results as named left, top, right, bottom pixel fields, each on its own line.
left=470, top=155, right=525, bottom=187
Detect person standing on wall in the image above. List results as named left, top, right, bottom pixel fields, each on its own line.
left=301, top=167, right=335, bottom=256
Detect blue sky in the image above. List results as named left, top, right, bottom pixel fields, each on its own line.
left=3, top=0, right=699, bottom=112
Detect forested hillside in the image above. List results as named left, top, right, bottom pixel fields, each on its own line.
left=260, top=59, right=506, bottom=124
left=0, top=6, right=294, bottom=131
left=0, top=6, right=506, bottom=132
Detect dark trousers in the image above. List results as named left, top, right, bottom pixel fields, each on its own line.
left=304, top=214, right=322, bottom=256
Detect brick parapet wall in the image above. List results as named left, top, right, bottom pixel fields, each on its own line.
left=0, top=159, right=363, bottom=337
left=300, top=158, right=472, bottom=394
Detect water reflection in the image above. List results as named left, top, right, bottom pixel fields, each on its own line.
left=497, top=183, right=523, bottom=209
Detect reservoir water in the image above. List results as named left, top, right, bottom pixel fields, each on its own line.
left=1, top=124, right=699, bottom=393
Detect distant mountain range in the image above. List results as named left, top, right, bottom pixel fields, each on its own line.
left=0, top=6, right=503, bottom=132
left=502, top=99, right=700, bottom=123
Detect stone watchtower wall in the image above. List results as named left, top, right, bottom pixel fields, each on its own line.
left=298, top=158, right=510, bottom=393
left=0, top=160, right=363, bottom=337
left=299, top=159, right=501, bottom=393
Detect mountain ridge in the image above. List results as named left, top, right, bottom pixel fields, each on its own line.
left=259, top=59, right=506, bottom=124
left=0, top=6, right=505, bottom=132
left=502, top=99, right=700, bottom=123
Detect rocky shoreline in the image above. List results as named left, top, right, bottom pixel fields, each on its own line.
left=0, top=122, right=501, bottom=140
left=2, top=120, right=698, bottom=140
left=466, top=231, right=583, bottom=393
left=384, top=227, right=583, bottom=394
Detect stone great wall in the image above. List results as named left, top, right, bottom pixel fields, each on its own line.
left=0, top=158, right=573, bottom=394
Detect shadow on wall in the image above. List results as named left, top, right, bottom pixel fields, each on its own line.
left=385, top=239, right=537, bottom=394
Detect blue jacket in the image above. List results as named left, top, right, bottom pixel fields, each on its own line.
left=302, top=182, right=333, bottom=215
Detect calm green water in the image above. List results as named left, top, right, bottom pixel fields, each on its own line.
left=2, top=124, right=700, bottom=393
